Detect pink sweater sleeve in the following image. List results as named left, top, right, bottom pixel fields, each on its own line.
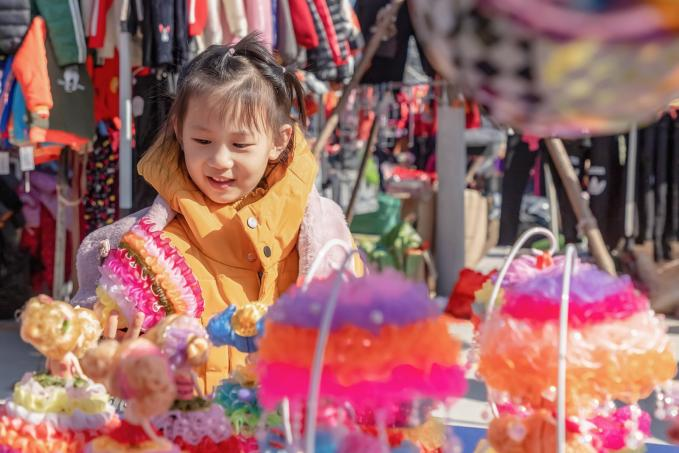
left=244, top=0, right=272, bottom=48
left=223, top=0, right=248, bottom=42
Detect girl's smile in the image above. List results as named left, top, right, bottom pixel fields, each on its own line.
left=180, top=94, right=291, bottom=205
left=207, top=176, right=236, bottom=191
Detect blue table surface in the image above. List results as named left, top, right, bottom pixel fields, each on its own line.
left=454, top=426, right=679, bottom=452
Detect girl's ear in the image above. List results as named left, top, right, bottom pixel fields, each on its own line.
left=172, top=117, right=182, bottom=146
left=269, top=124, right=293, bottom=161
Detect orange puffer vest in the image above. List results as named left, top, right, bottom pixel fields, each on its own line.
left=137, top=131, right=317, bottom=392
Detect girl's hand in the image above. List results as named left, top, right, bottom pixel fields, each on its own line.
left=103, top=310, right=145, bottom=341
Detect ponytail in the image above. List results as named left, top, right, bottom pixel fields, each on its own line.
left=283, top=68, right=307, bottom=127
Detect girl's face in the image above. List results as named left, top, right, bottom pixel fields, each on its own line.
left=180, top=95, right=292, bottom=204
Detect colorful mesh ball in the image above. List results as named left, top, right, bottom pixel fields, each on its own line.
left=257, top=270, right=467, bottom=410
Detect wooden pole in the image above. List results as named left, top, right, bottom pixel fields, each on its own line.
left=345, top=111, right=381, bottom=223
left=545, top=138, right=616, bottom=276
left=312, top=0, right=405, bottom=160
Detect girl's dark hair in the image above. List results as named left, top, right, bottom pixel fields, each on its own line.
left=140, top=33, right=307, bottom=178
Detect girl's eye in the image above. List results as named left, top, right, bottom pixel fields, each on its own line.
left=192, top=138, right=211, bottom=145
left=233, top=143, right=252, bottom=149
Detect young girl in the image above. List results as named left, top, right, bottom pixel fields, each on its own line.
left=73, top=34, right=359, bottom=392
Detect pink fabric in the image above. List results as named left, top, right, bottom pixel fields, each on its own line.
left=19, top=172, right=74, bottom=232
left=298, top=185, right=356, bottom=279
left=521, top=134, right=541, bottom=152
left=244, top=0, right=273, bottom=48
left=480, top=0, right=669, bottom=42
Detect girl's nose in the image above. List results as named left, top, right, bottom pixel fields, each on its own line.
left=208, top=145, right=234, bottom=170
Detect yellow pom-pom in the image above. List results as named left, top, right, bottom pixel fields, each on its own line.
left=231, top=302, right=268, bottom=337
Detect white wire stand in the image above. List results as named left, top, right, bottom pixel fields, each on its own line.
left=557, top=245, right=577, bottom=453
left=485, top=227, right=559, bottom=322
left=482, top=225, right=576, bottom=453
left=303, top=244, right=362, bottom=453
left=266, top=238, right=358, bottom=452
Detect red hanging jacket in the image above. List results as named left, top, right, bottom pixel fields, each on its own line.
left=88, top=0, right=114, bottom=49
left=312, top=0, right=343, bottom=65
left=12, top=16, right=53, bottom=143
left=288, top=0, right=319, bottom=48
left=187, top=0, right=208, bottom=36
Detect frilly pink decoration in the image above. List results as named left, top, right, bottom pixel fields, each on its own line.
left=499, top=255, right=568, bottom=288
left=338, top=431, right=383, bottom=453
left=97, top=216, right=204, bottom=330
left=501, top=259, right=648, bottom=326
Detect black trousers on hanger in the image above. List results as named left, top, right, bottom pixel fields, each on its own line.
left=588, top=136, right=625, bottom=250
left=498, top=135, right=547, bottom=246
left=555, top=137, right=625, bottom=250
left=637, top=114, right=673, bottom=260
left=554, top=140, right=585, bottom=246
left=499, top=135, right=625, bottom=249
left=667, top=116, right=679, bottom=247
left=131, top=73, right=175, bottom=212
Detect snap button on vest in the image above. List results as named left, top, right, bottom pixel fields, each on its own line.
left=263, top=246, right=272, bottom=257
left=247, top=217, right=258, bottom=229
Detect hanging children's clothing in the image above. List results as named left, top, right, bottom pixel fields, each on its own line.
left=88, top=0, right=143, bottom=64
left=0, top=0, right=30, bottom=56
left=188, top=0, right=208, bottom=38
left=131, top=71, right=175, bottom=211
left=557, top=136, right=625, bottom=250
left=304, top=0, right=359, bottom=82
left=277, top=0, right=304, bottom=66
left=32, top=0, right=87, bottom=66
left=667, top=113, right=679, bottom=248
left=142, top=0, right=190, bottom=69
left=498, top=135, right=542, bottom=246
left=288, top=0, right=319, bottom=48
left=244, top=0, right=273, bottom=48
left=354, top=0, right=434, bottom=83
left=88, top=50, right=119, bottom=122
left=83, top=121, right=118, bottom=235
left=499, top=134, right=626, bottom=249
left=19, top=171, right=74, bottom=294
left=0, top=174, right=30, bottom=319
left=636, top=113, right=678, bottom=261
left=11, top=16, right=51, bottom=143
left=44, top=34, right=94, bottom=146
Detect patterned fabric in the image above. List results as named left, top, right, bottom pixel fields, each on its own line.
left=83, top=123, right=118, bottom=235
left=412, top=0, right=679, bottom=136
left=452, top=5, right=543, bottom=131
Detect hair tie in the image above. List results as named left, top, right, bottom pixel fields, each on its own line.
left=227, top=47, right=236, bottom=57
